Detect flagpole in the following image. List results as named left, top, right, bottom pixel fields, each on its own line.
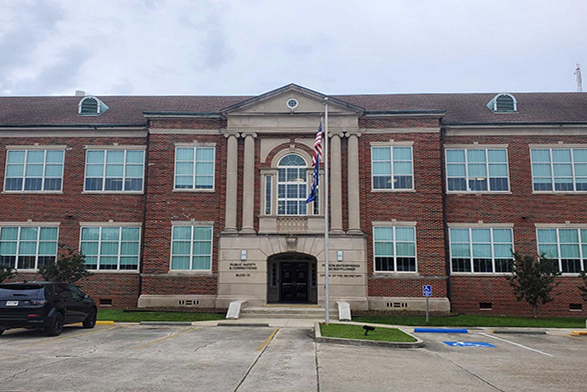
left=324, top=98, right=330, bottom=324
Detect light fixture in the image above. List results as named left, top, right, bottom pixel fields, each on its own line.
left=241, top=250, right=247, bottom=261
left=337, top=251, right=344, bottom=261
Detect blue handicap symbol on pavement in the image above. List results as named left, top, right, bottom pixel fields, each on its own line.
left=444, top=341, right=495, bottom=348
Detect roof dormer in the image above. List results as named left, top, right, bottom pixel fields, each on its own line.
left=487, top=93, right=517, bottom=113
left=78, top=96, right=109, bottom=116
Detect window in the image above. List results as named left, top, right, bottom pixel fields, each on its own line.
left=446, top=149, right=509, bottom=192
left=531, top=148, right=587, bottom=192
left=78, top=96, right=109, bottom=116
left=373, top=226, right=416, bottom=272
left=449, top=227, right=514, bottom=273
left=174, top=147, right=215, bottom=190
left=536, top=228, right=587, bottom=273
left=277, top=154, right=307, bottom=215
left=0, top=226, right=58, bottom=270
left=80, top=226, right=141, bottom=271
left=4, top=149, right=64, bottom=192
left=170, top=226, right=213, bottom=271
left=487, top=93, right=517, bottom=113
left=265, top=175, right=272, bottom=215
left=85, top=150, right=144, bottom=192
left=371, top=146, right=413, bottom=190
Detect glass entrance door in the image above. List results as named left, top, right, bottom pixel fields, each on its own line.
left=280, top=261, right=309, bottom=303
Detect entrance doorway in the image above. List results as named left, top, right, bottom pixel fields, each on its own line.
left=267, top=253, right=317, bottom=304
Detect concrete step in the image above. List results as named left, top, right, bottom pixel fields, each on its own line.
left=240, top=306, right=337, bottom=320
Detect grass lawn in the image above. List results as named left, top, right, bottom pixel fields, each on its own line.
left=320, top=323, right=416, bottom=342
left=354, top=314, right=586, bottom=328
left=97, top=309, right=225, bottom=322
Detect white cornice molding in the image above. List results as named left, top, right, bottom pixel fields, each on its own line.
left=0, top=221, right=60, bottom=227
left=84, top=145, right=146, bottom=150
left=171, top=220, right=215, bottom=226
left=444, top=144, right=508, bottom=149
left=535, top=222, right=587, bottom=229
left=79, top=222, right=142, bottom=227
left=370, top=140, right=414, bottom=147
left=529, top=143, right=587, bottom=149
left=372, top=220, right=417, bottom=227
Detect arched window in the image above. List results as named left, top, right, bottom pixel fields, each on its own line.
left=487, top=93, right=517, bottom=113
left=277, top=154, right=307, bottom=215
left=78, top=96, right=109, bottom=116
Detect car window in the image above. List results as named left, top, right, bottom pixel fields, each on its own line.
left=59, top=284, right=74, bottom=299
left=68, top=285, right=84, bottom=300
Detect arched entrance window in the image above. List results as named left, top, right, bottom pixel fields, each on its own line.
left=277, top=154, right=307, bottom=215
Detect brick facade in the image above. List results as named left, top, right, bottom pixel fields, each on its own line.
left=1, top=85, right=587, bottom=316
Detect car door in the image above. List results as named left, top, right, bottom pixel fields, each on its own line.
left=66, top=285, right=87, bottom=322
left=68, top=285, right=92, bottom=321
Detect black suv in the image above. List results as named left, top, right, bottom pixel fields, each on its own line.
left=0, top=282, right=97, bottom=336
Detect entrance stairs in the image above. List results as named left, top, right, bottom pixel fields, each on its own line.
left=240, top=305, right=338, bottom=320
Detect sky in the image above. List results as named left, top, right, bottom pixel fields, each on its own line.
left=0, top=0, right=585, bottom=97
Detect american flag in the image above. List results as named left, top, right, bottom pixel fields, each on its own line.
left=306, top=122, right=323, bottom=203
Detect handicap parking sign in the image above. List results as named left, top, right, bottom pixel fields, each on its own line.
left=423, top=285, right=432, bottom=297
left=444, top=341, right=495, bottom=348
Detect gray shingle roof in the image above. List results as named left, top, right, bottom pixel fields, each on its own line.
left=0, top=92, right=586, bottom=127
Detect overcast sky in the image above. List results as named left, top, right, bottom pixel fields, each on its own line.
left=0, top=0, right=585, bottom=97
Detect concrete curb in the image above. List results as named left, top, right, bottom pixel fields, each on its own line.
left=217, top=322, right=270, bottom=327
left=139, top=321, right=193, bottom=326
left=492, top=329, right=546, bottom=335
left=96, top=321, right=115, bottom=325
left=314, top=322, right=424, bottom=348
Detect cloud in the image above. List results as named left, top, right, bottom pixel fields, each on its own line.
left=4, top=45, right=91, bottom=95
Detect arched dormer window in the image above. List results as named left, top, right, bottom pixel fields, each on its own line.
left=487, top=93, right=517, bottom=113
left=78, top=96, right=109, bottom=116
left=277, top=154, right=308, bottom=215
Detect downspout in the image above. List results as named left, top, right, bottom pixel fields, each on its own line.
left=439, top=125, right=452, bottom=311
left=138, top=128, right=150, bottom=302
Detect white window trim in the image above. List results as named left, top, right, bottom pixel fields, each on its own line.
left=78, top=225, right=141, bottom=272
left=491, top=93, right=518, bottom=112
left=449, top=227, right=515, bottom=275
left=173, top=146, right=216, bottom=192
left=169, top=224, right=213, bottom=272
left=370, top=145, right=415, bottom=192
left=83, top=149, right=145, bottom=193
left=535, top=227, right=587, bottom=275
left=530, top=147, right=587, bottom=193
left=445, top=147, right=511, bottom=193
left=3, top=149, right=65, bottom=193
left=372, top=224, right=418, bottom=273
left=0, top=225, right=60, bottom=272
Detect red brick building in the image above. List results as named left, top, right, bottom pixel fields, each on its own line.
left=1, top=84, right=586, bottom=316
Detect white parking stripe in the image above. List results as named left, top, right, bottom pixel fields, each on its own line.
left=479, top=333, right=553, bottom=357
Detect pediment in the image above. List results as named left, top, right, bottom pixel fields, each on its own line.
left=221, top=84, right=364, bottom=116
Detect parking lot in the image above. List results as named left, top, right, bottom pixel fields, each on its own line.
left=1, top=324, right=587, bottom=391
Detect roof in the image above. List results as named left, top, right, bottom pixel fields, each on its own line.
left=1, top=90, right=586, bottom=127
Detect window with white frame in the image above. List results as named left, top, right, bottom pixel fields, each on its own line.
left=531, top=148, right=587, bottom=192
left=449, top=227, right=514, bottom=273
left=537, top=228, right=587, bottom=273
left=277, top=154, right=307, bottom=215
left=373, top=226, right=417, bottom=272
left=80, top=226, right=140, bottom=271
left=371, top=146, right=413, bottom=190
left=85, top=150, right=144, bottom=192
left=0, top=226, right=58, bottom=270
left=170, top=226, right=212, bottom=270
left=5, top=150, right=64, bottom=192
left=446, top=149, right=509, bottom=192
left=174, top=147, right=215, bottom=190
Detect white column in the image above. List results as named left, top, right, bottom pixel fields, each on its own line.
left=347, top=131, right=362, bottom=234
left=223, top=132, right=239, bottom=233
left=241, top=132, right=257, bottom=233
left=330, top=132, right=344, bottom=233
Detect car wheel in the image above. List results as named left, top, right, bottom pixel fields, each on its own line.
left=46, top=312, right=64, bottom=336
left=83, top=308, right=97, bottom=329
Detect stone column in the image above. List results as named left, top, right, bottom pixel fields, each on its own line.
left=241, top=132, right=257, bottom=234
left=330, top=132, right=344, bottom=233
left=347, top=131, right=362, bottom=234
left=223, top=132, right=238, bottom=233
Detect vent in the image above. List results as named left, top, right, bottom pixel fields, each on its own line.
left=178, top=299, right=200, bottom=306
left=479, top=302, right=493, bottom=310
left=386, top=302, right=408, bottom=308
left=487, top=93, right=517, bottom=113
left=99, top=298, right=113, bottom=306
left=78, top=96, right=109, bottom=116
left=569, top=303, right=582, bottom=311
